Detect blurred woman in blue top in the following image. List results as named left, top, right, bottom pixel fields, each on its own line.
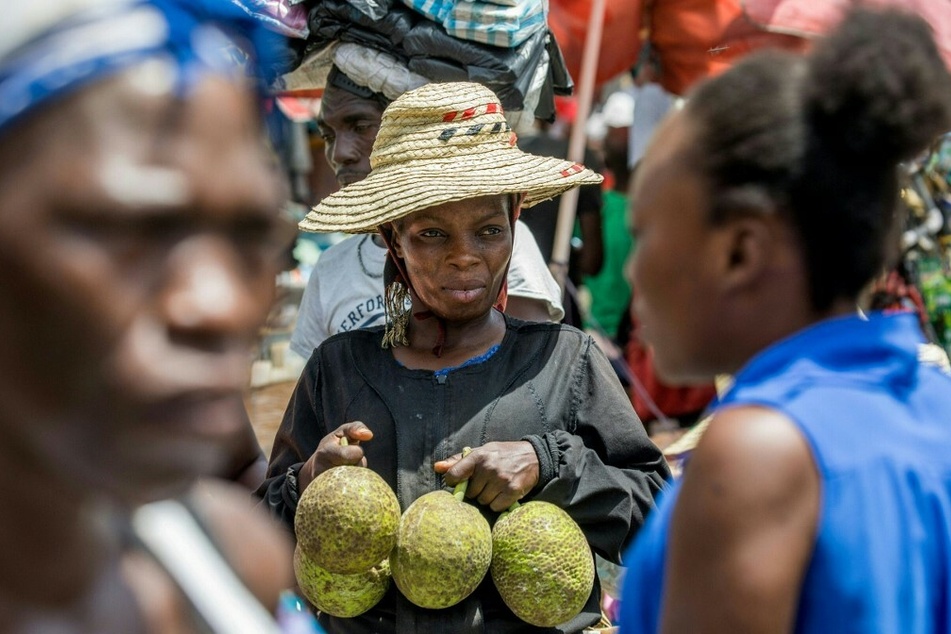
left=619, top=7, right=951, bottom=634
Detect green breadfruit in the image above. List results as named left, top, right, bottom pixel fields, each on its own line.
left=490, top=501, right=595, bottom=627
left=390, top=480, right=492, bottom=610
left=294, top=546, right=390, bottom=618
left=294, top=465, right=400, bottom=574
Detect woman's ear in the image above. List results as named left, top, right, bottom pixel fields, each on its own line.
left=711, top=189, right=783, bottom=293
left=510, top=193, right=526, bottom=224
left=381, top=224, right=404, bottom=259
left=722, top=217, right=771, bottom=285
left=717, top=211, right=799, bottom=299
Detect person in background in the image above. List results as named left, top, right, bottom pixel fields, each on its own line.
left=619, top=7, right=951, bottom=633
left=627, top=52, right=677, bottom=171
left=516, top=96, right=605, bottom=328
left=259, top=81, right=670, bottom=633
left=584, top=91, right=716, bottom=431
left=582, top=90, right=636, bottom=340
left=287, top=66, right=563, bottom=361
left=0, top=1, right=303, bottom=631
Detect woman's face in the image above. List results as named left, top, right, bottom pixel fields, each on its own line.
left=392, top=195, right=513, bottom=324
left=629, top=111, right=726, bottom=383
left=0, top=68, right=288, bottom=504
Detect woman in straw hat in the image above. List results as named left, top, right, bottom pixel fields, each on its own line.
left=259, top=81, right=671, bottom=633
left=286, top=64, right=565, bottom=368
left=617, top=7, right=951, bottom=633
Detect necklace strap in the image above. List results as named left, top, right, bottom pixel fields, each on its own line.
left=357, top=235, right=384, bottom=279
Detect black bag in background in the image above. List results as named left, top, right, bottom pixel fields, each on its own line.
left=296, top=0, right=573, bottom=120
left=306, top=1, right=417, bottom=57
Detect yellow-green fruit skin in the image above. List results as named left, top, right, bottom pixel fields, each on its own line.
left=294, top=546, right=391, bottom=618
left=490, top=501, right=595, bottom=627
left=391, top=490, right=493, bottom=609
left=294, top=465, right=401, bottom=574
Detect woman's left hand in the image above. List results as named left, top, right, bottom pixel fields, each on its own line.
left=435, top=442, right=539, bottom=512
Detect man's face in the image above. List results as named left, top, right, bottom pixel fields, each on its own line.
left=0, top=67, right=289, bottom=504
left=316, top=84, right=384, bottom=187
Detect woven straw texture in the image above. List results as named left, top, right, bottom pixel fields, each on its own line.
left=301, top=82, right=602, bottom=234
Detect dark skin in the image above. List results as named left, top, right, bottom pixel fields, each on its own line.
left=218, top=404, right=268, bottom=489
left=389, top=198, right=512, bottom=368
left=603, top=124, right=631, bottom=194
left=225, top=95, right=389, bottom=499
left=315, top=84, right=382, bottom=188
left=574, top=209, right=605, bottom=278
left=0, top=68, right=293, bottom=632
left=315, top=83, right=553, bottom=323
left=629, top=108, right=867, bottom=632
left=297, top=196, right=539, bottom=510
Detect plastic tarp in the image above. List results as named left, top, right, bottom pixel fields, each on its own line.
left=743, top=0, right=951, bottom=70
left=401, top=0, right=548, bottom=47
left=307, top=2, right=418, bottom=53
left=550, top=0, right=950, bottom=96
left=648, top=0, right=807, bottom=95
left=547, top=0, right=806, bottom=95
left=333, top=42, right=429, bottom=101
left=347, top=0, right=395, bottom=21
left=230, top=0, right=310, bottom=39
left=548, top=0, right=951, bottom=94
left=403, top=22, right=550, bottom=110
left=284, top=0, right=569, bottom=118
left=547, top=0, right=644, bottom=90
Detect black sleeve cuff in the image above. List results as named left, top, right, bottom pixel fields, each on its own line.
left=282, top=463, right=303, bottom=513
left=522, top=434, right=557, bottom=490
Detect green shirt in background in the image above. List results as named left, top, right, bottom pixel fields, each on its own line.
left=582, top=189, right=633, bottom=338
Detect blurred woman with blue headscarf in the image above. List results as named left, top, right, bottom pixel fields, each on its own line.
left=0, top=1, right=313, bottom=631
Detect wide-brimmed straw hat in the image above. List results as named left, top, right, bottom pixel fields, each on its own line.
left=300, top=81, right=603, bottom=234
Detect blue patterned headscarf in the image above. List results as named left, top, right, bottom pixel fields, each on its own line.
left=0, top=0, right=279, bottom=134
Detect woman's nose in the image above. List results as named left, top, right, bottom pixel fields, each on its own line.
left=446, top=235, right=482, bottom=269
left=158, top=235, right=269, bottom=346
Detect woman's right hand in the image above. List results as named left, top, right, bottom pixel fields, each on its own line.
left=298, top=422, right=373, bottom=492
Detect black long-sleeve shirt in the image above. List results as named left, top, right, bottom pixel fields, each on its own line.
left=257, top=317, right=670, bottom=633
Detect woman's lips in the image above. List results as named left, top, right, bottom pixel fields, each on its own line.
left=141, top=391, right=240, bottom=440
left=445, top=286, right=486, bottom=303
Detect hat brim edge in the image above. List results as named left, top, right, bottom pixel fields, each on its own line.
left=300, top=153, right=604, bottom=234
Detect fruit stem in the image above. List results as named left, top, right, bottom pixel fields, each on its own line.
left=453, top=447, right=473, bottom=502
left=339, top=436, right=349, bottom=447
left=499, top=501, right=520, bottom=521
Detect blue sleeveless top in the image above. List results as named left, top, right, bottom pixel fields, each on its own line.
left=619, top=312, right=951, bottom=633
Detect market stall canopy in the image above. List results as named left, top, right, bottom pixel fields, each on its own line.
left=548, top=0, right=951, bottom=96
left=744, top=0, right=951, bottom=68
